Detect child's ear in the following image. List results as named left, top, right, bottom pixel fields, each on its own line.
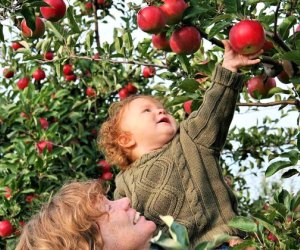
left=117, top=132, right=135, bottom=149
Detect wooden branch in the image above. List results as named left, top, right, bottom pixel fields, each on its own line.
left=93, top=0, right=101, bottom=50
left=237, top=100, right=300, bottom=107
left=70, top=55, right=168, bottom=68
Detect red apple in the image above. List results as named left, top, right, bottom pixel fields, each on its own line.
left=86, top=87, right=96, bottom=97
left=229, top=20, right=265, bottom=55
left=170, top=26, right=201, bottom=55
left=246, top=75, right=276, bottom=99
left=296, top=24, right=300, bottom=32
left=98, top=159, right=111, bottom=172
left=118, top=88, right=130, bottom=100
left=65, top=74, right=77, bottom=81
left=21, top=16, right=45, bottom=38
left=183, top=100, right=193, bottom=114
left=126, top=83, right=137, bottom=94
left=32, top=68, right=46, bottom=81
left=267, top=232, right=278, bottom=242
left=142, top=66, right=156, bottom=78
left=25, top=194, right=36, bottom=203
left=44, top=51, right=54, bottom=60
left=152, top=33, right=171, bottom=51
left=3, top=68, right=14, bottom=78
left=85, top=2, right=93, bottom=10
left=160, top=0, right=188, bottom=25
left=137, top=6, right=166, bottom=34
left=36, top=140, right=53, bottom=154
left=93, top=53, right=100, bottom=60
left=100, top=171, right=113, bottom=181
left=39, top=117, right=49, bottom=130
left=63, top=64, right=73, bottom=75
left=0, top=220, right=13, bottom=237
left=262, top=40, right=274, bottom=51
left=17, top=77, right=30, bottom=90
left=277, top=70, right=290, bottom=84
left=4, top=187, right=12, bottom=199
left=40, top=0, right=66, bottom=22
left=20, top=112, right=30, bottom=119
left=11, top=42, right=24, bottom=51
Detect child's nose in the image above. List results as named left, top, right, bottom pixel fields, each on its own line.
left=158, top=108, right=166, bottom=115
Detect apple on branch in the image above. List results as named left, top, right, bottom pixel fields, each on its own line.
left=143, top=66, right=156, bottom=78
left=3, top=68, right=15, bottom=79
left=229, top=20, right=265, bottom=55
left=170, top=26, right=201, bottom=55
left=0, top=220, right=14, bottom=237
left=160, top=0, right=188, bottom=25
left=246, top=75, right=276, bottom=99
left=17, top=77, right=30, bottom=90
left=32, top=68, right=46, bottom=81
left=40, top=0, right=67, bottom=22
left=21, top=16, right=45, bottom=39
left=152, top=32, right=171, bottom=51
left=137, top=6, right=166, bottom=34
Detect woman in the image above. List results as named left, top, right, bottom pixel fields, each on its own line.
left=16, top=180, right=157, bottom=250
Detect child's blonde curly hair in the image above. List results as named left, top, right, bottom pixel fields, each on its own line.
left=98, top=95, right=162, bottom=170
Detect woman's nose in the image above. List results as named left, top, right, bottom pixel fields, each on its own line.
left=116, top=197, right=131, bottom=210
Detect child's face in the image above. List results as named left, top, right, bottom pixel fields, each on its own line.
left=119, top=97, right=177, bottom=152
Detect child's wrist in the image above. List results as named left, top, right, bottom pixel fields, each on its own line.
left=221, top=63, right=238, bottom=72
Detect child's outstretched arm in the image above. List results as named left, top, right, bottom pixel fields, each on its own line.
left=182, top=40, right=262, bottom=150
left=222, top=40, right=262, bottom=72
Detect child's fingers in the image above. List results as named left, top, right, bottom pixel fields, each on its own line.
left=247, top=58, right=261, bottom=65
left=222, top=40, right=231, bottom=51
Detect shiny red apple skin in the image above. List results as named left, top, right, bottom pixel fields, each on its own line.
left=229, top=20, right=265, bottom=55
left=152, top=33, right=171, bottom=51
left=40, top=0, right=67, bottom=22
left=21, top=17, right=45, bottom=38
left=137, top=6, right=166, bottom=34
left=183, top=100, right=193, bottom=114
left=17, top=77, right=30, bottom=90
left=3, top=68, right=14, bottom=78
left=32, top=68, right=46, bottom=81
left=44, top=51, right=54, bottom=60
left=170, top=26, right=201, bottom=55
left=11, top=42, right=24, bottom=51
left=247, top=75, right=276, bottom=99
left=86, top=87, right=97, bottom=97
left=0, top=220, right=13, bottom=237
left=118, top=88, right=129, bottom=100
left=142, top=66, right=156, bottom=78
left=63, top=64, right=73, bottom=75
left=126, top=83, right=137, bottom=94
left=160, top=0, right=188, bottom=25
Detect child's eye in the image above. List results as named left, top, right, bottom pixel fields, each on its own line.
left=143, top=108, right=151, bottom=112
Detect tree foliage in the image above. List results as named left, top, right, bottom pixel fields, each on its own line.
left=0, top=0, right=299, bottom=249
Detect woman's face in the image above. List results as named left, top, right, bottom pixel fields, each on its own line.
left=96, top=197, right=157, bottom=250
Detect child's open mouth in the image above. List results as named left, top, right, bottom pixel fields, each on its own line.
left=158, top=117, right=170, bottom=124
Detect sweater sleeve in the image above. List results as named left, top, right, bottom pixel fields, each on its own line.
left=181, top=64, right=245, bottom=150
left=113, top=172, right=127, bottom=200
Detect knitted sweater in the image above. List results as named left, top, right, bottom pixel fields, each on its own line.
left=114, top=64, right=245, bottom=247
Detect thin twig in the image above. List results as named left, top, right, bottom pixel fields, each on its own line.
left=93, top=0, right=101, bottom=50
left=237, top=100, right=300, bottom=107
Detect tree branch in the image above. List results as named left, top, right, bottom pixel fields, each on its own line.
left=93, top=0, right=101, bottom=50
left=237, top=100, right=300, bottom=107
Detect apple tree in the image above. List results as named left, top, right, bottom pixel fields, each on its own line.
left=0, top=0, right=299, bottom=249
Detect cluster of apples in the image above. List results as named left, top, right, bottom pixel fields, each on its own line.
left=63, top=64, right=77, bottom=81
left=137, top=0, right=201, bottom=55
left=118, top=83, right=138, bottom=100
left=20, top=0, right=66, bottom=39
left=98, top=159, right=114, bottom=181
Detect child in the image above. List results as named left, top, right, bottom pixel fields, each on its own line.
left=99, top=40, right=262, bottom=248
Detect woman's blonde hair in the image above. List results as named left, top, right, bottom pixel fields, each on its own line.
left=16, top=180, right=106, bottom=250
left=98, top=95, right=162, bottom=170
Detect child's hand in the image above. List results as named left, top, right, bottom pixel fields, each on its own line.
left=222, top=40, right=263, bottom=72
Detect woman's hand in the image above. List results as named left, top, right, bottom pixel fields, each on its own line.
left=222, top=40, right=263, bottom=72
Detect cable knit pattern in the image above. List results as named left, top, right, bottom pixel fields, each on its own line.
left=114, top=64, right=246, bottom=248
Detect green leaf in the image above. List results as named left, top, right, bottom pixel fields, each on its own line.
left=21, top=5, right=36, bottom=31
left=178, top=78, right=199, bottom=92
left=223, top=0, right=240, bottom=14
left=228, top=216, right=257, bottom=232
left=45, top=21, right=64, bottom=42
left=208, top=21, right=231, bottom=39
left=265, top=160, right=292, bottom=177
left=177, top=55, right=190, bottom=73
left=278, top=15, right=297, bottom=40
left=281, top=50, right=300, bottom=65
left=281, top=169, right=299, bottom=178
left=67, top=6, right=80, bottom=33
